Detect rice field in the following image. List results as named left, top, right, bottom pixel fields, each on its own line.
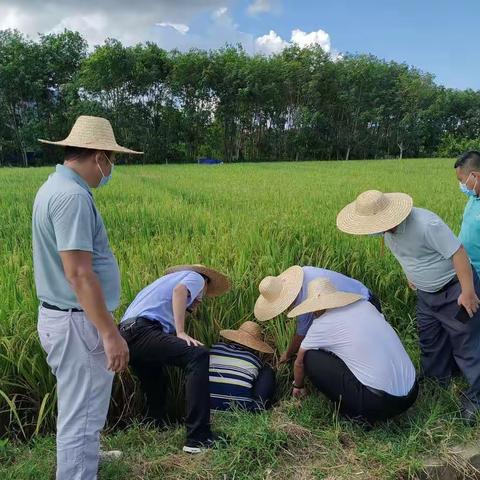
left=0, top=158, right=478, bottom=478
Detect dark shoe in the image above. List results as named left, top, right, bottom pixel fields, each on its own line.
left=460, top=395, right=480, bottom=426
left=182, top=432, right=227, bottom=454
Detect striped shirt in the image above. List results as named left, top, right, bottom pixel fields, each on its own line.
left=209, top=342, right=262, bottom=411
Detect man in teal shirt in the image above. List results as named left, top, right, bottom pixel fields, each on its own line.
left=455, top=151, right=480, bottom=276
left=34, top=116, right=142, bottom=479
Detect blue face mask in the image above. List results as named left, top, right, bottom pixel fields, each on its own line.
left=459, top=182, right=476, bottom=197
left=459, top=173, right=477, bottom=197
left=96, top=154, right=114, bottom=187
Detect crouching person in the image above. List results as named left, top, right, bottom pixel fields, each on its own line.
left=209, top=321, right=276, bottom=412
left=119, top=264, right=231, bottom=453
left=289, top=278, right=418, bottom=424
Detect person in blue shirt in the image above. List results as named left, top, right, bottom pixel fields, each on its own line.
left=209, top=321, right=275, bottom=412
left=254, top=265, right=381, bottom=365
left=455, top=151, right=480, bottom=277
left=34, top=115, right=141, bottom=479
left=119, top=264, right=231, bottom=454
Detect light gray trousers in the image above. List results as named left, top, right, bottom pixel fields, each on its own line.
left=37, top=306, right=114, bottom=480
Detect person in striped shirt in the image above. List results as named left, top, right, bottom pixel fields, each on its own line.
left=209, top=321, right=276, bottom=412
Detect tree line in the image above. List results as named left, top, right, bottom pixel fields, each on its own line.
left=1, top=29, right=479, bottom=166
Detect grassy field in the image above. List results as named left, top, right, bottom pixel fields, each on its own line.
left=0, top=159, right=479, bottom=479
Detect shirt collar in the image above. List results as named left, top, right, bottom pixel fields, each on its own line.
left=55, top=164, right=92, bottom=196
left=394, top=219, right=408, bottom=234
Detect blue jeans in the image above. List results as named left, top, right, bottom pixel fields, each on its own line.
left=37, top=306, right=114, bottom=480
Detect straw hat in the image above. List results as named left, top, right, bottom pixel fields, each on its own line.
left=254, top=266, right=304, bottom=321
left=287, top=278, right=363, bottom=317
left=220, top=321, right=274, bottom=354
left=165, top=264, right=231, bottom=297
left=38, top=115, right=143, bottom=155
left=336, top=190, right=413, bottom=235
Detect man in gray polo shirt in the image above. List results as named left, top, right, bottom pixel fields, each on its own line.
left=337, top=190, right=480, bottom=424
left=33, top=116, right=142, bottom=479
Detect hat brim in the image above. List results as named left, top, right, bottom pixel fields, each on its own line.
left=254, top=266, right=304, bottom=322
left=336, top=193, right=413, bottom=235
left=165, top=265, right=231, bottom=297
left=220, top=329, right=274, bottom=354
left=38, top=139, right=143, bottom=155
left=287, top=292, right=363, bottom=317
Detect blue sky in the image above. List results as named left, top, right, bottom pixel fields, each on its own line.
left=1, top=0, right=479, bottom=90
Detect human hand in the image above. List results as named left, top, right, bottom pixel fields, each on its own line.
left=458, top=289, right=480, bottom=318
left=292, top=387, right=307, bottom=399
left=177, top=332, right=204, bottom=347
left=407, top=280, right=417, bottom=291
left=279, top=351, right=292, bottom=364
left=103, top=332, right=130, bottom=373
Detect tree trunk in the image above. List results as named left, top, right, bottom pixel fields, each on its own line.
left=345, top=146, right=351, bottom=161
left=398, top=142, right=404, bottom=160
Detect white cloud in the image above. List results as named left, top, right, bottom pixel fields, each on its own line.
left=0, top=1, right=336, bottom=59
left=156, top=22, right=190, bottom=35
left=254, top=27, right=335, bottom=56
left=291, top=28, right=331, bottom=53
left=255, top=30, right=288, bottom=55
left=0, top=0, right=225, bottom=46
left=248, top=0, right=273, bottom=15
left=212, top=7, right=228, bottom=19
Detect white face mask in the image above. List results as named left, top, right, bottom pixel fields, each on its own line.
left=96, top=153, right=114, bottom=187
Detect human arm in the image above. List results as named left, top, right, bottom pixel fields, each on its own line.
left=172, top=283, right=203, bottom=346
left=292, top=348, right=307, bottom=399
left=453, top=246, right=480, bottom=317
left=279, top=334, right=305, bottom=364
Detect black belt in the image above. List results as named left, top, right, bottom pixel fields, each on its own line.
left=366, top=380, right=418, bottom=399
left=435, top=276, right=459, bottom=294
left=42, top=302, right=83, bottom=313
left=119, top=316, right=159, bottom=332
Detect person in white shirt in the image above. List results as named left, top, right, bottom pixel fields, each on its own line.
left=288, top=278, right=418, bottom=424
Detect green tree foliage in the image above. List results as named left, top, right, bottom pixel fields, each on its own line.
left=1, top=29, right=479, bottom=166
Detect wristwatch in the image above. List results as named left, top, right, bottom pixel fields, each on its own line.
left=292, top=380, right=304, bottom=389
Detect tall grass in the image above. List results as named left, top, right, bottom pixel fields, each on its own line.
left=0, top=158, right=464, bottom=437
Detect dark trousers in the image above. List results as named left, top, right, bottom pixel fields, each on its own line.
left=212, top=365, right=276, bottom=412
left=251, top=365, right=276, bottom=411
left=304, top=349, right=418, bottom=423
left=120, top=318, right=212, bottom=442
left=416, top=272, right=480, bottom=403
left=368, top=291, right=382, bottom=314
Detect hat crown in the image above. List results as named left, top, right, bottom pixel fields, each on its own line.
left=308, top=278, right=337, bottom=298
left=65, top=115, right=117, bottom=147
left=355, top=190, right=389, bottom=216
left=239, top=321, right=262, bottom=339
left=259, top=276, right=284, bottom=301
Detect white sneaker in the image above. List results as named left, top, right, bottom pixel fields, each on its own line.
left=99, top=450, right=123, bottom=463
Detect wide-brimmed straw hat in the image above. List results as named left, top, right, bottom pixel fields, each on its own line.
left=287, top=278, right=363, bottom=317
left=220, top=321, right=274, bottom=354
left=254, top=266, right=304, bottom=321
left=165, top=264, right=231, bottom=297
left=38, top=115, right=143, bottom=155
left=336, top=190, right=413, bottom=235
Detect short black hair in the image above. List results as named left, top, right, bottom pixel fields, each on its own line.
left=200, top=273, right=211, bottom=284
left=454, top=150, right=480, bottom=170
left=64, top=146, right=95, bottom=161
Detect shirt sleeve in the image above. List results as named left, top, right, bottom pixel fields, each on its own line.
left=296, top=313, right=314, bottom=336
left=50, top=193, right=95, bottom=252
left=179, top=272, right=206, bottom=300
left=424, top=217, right=461, bottom=259
left=300, top=322, right=328, bottom=350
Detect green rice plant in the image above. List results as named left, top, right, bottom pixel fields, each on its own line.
left=0, top=158, right=466, bottom=438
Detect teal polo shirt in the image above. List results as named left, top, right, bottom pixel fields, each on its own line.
left=459, top=196, right=480, bottom=276
left=32, top=164, right=120, bottom=311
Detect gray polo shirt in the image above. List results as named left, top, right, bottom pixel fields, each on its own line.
left=32, top=164, right=120, bottom=310
left=384, top=207, right=460, bottom=293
